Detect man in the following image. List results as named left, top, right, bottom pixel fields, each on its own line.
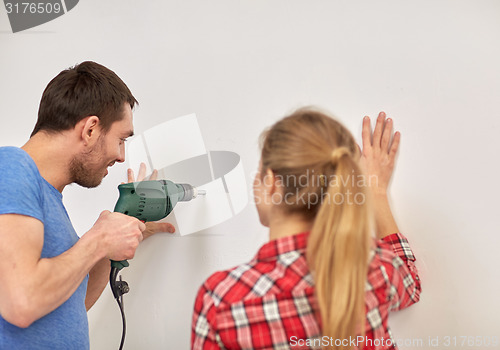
left=0, top=61, right=172, bottom=349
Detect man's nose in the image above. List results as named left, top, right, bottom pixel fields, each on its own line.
left=117, top=143, right=126, bottom=163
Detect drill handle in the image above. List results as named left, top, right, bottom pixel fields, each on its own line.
left=109, top=218, right=146, bottom=270
left=111, top=259, right=130, bottom=270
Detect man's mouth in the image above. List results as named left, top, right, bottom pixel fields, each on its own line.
left=104, top=162, right=114, bottom=176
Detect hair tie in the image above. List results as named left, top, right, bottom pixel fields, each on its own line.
left=330, top=146, right=351, bottom=164
left=319, top=175, right=327, bottom=187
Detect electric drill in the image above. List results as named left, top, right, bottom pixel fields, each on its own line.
left=111, top=179, right=206, bottom=270
left=108, top=179, right=206, bottom=350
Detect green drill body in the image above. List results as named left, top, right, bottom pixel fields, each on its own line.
left=108, top=179, right=205, bottom=349
left=111, top=180, right=202, bottom=270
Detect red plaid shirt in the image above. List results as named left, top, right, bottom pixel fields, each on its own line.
left=191, top=232, right=421, bottom=350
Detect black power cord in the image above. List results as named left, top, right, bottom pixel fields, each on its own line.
left=110, top=267, right=130, bottom=350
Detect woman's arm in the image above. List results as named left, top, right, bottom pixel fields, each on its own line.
left=360, top=112, right=421, bottom=308
left=372, top=193, right=399, bottom=239
left=192, top=281, right=221, bottom=350
left=360, top=111, right=401, bottom=239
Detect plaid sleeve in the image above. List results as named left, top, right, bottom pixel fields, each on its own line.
left=381, top=233, right=422, bottom=311
left=191, top=274, right=225, bottom=350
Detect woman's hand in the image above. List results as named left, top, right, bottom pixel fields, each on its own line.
left=359, top=112, right=401, bottom=238
left=126, top=162, right=158, bottom=184
left=359, top=111, right=401, bottom=195
left=126, top=163, right=176, bottom=239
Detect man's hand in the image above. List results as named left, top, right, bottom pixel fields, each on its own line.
left=359, top=112, right=401, bottom=239
left=88, top=210, right=145, bottom=261
left=360, top=111, right=401, bottom=195
left=126, top=163, right=176, bottom=239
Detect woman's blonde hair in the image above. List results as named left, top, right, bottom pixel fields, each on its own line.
left=260, top=107, right=373, bottom=350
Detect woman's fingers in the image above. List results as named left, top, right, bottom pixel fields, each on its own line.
left=380, top=117, right=392, bottom=153
left=137, top=163, right=147, bottom=181
left=127, top=168, right=135, bottom=183
left=362, top=116, right=372, bottom=153
left=364, top=112, right=395, bottom=155
left=389, top=131, right=401, bottom=163
left=372, top=112, right=386, bottom=150
left=126, top=163, right=159, bottom=183
left=150, top=169, right=159, bottom=181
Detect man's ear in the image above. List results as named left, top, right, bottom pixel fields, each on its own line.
left=79, top=116, right=101, bottom=146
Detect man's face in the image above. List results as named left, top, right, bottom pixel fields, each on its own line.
left=70, top=104, right=134, bottom=188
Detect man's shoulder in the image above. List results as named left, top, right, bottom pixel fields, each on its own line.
left=0, top=146, right=29, bottom=159
left=0, top=146, right=39, bottom=176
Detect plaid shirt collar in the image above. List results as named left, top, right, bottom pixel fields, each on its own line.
left=253, top=232, right=310, bottom=262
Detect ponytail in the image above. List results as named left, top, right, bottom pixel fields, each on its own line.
left=260, top=107, right=373, bottom=350
left=307, top=150, right=372, bottom=350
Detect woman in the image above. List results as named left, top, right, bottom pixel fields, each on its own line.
left=191, top=108, right=421, bottom=350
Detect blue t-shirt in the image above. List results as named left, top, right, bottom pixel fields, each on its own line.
left=0, top=147, right=89, bottom=350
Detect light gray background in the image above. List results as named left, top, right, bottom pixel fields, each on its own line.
left=1, top=1, right=499, bottom=349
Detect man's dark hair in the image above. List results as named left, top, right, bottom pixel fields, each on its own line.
left=31, top=61, right=138, bottom=137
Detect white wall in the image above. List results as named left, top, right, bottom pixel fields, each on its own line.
left=1, top=1, right=499, bottom=349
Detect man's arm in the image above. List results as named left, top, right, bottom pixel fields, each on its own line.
left=0, top=211, right=144, bottom=328
left=85, top=221, right=175, bottom=311
left=85, top=258, right=110, bottom=311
